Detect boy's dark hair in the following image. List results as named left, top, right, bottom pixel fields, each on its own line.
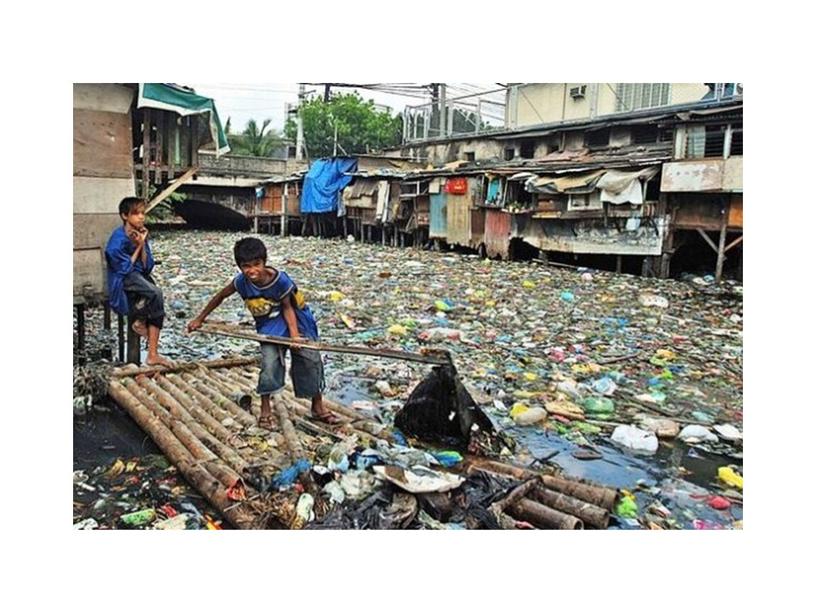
left=234, top=237, right=267, bottom=265
left=119, top=197, right=145, bottom=219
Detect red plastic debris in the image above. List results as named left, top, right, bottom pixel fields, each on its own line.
left=707, top=496, right=731, bottom=510
left=160, top=504, right=178, bottom=518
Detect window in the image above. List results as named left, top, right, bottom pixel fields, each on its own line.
left=520, top=140, right=536, bottom=159
left=728, top=122, right=743, bottom=156
left=631, top=124, right=659, bottom=144
left=287, top=145, right=297, bottom=158
left=683, top=122, right=742, bottom=159
left=567, top=191, right=603, bottom=211
left=615, top=83, right=671, bottom=112
left=586, top=129, right=610, bottom=148
left=504, top=147, right=515, bottom=161
left=464, top=151, right=475, bottom=161
left=704, top=125, right=727, bottom=158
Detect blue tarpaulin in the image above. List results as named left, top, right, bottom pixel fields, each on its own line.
left=300, top=158, right=358, bottom=214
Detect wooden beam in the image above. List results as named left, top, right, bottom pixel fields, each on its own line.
left=715, top=216, right=728, bottom=283
left=724, top=234, right=743, bottom=253
left=154, top=113, right=164, bottom=185
left=696, top=228, right=719, bottom=254
left=144, top=166, right=198, bottom=213
left=168, top=116, right=176, bottom=178
left=142, top=109, right=151, bottom=199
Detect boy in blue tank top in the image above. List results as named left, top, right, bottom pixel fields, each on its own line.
left=188, top=237, right=338, bottom=428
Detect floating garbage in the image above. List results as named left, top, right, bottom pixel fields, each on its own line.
left=611, top=425, right=659, bottom=454
left=373, top=465, right=465, bottom=494
left=678, top=425, right=719, bottom=444
left=75, top=230, right=742, bottom=530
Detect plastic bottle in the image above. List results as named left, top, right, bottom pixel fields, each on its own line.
left=120, top=508, right=156, bottom=527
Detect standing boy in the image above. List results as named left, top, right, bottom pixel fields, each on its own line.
left=187, top=237, right=338, bottom=428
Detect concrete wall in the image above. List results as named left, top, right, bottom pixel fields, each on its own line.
left=199, top=151, right=291, bottom=177
left=402, top=138, right=506, bottom=165
left=511, top=83, right=711, bottom=129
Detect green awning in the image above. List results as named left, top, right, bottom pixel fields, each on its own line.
left=138, top=83, right=230, bottom=156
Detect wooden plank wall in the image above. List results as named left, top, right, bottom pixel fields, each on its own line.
left=73, top=84, right=136, bottom=302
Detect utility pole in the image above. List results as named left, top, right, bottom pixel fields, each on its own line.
left=439, top=83, right=447, bottom=138
left=431, top=83, right=439, bottom=137
left=324, top=84, right=331, bottom=102
left=296, top=83, right=305, bottom=161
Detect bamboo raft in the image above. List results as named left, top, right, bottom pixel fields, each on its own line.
left=106, top=357, right=619, bottom=529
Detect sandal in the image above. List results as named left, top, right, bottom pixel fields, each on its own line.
left=310, top=411, right=342, bottom=425
left=258, top=414, right=275, bottom=429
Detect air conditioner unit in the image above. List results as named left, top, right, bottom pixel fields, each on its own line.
left=570, top=85, right=587, bottom=99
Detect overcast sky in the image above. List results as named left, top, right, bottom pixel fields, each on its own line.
left=189, top=83, right=507, bottom=136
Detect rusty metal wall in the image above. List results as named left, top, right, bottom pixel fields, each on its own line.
left=485, top=209, right=512, bottom=259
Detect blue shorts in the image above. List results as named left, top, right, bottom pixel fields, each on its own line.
left=258, top=344, right=325, bottom=399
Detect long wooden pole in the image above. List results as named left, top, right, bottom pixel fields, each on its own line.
left=145, top=165, right=199, bottom=214
left=197, top=322, right=451, bottom=366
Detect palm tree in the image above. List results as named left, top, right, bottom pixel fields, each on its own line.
left=231, top=118, right=283, bottom=157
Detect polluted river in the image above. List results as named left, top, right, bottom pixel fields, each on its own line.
left=73, top=229, right=743, bottom=530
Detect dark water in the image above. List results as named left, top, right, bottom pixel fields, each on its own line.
left=73, top=403, right=160, bottom=472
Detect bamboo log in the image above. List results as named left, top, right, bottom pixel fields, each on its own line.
left=272, top=395, right=306, bottom=460
left=108, top=381, right=254, bottom=529
left=531, top=486, right=610, bottom=529
left=180, top=373, right=256, bottom=429
left=490, top=479, right=538, bottom=515
left=156, top=376, right=238, bottom=444
left=464, top=456, right=541, bottom=481
left=155, top=377, right=250, bottom=474
left=272, top=395, right=319, bottom=498
left=112, top=356, right=259, bottom=378
left=134, top=377, right=246, bottom=490
left=127, top=379, right=216, bottom=464
left=510, top=498, right=584, bottom=530
left=166, top=374, right=243, bottom=429
left=540, top=475, right=618, bottom=510
left=195, top=368, right=258, bottom=413
left=205, top=369, right=253, bottom=409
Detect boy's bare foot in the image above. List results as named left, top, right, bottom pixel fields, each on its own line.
left=132, top=320, right=148, bottom=339
left=146, top=354, right=175, bottom=368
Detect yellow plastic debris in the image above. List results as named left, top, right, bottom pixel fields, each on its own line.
left=329, top=291, right=345, bottom=302
left=340, top=314, right=356, bottom=329
left=522, top=280, right=536, bottom=289
left=571, top=363, right=602, bottom=375
left=523, top=372, right=538, bottom=382
left=512, top=390, right=537, bottom=399
left=718, top=466, right=743, bottom=490
left=655, top=349, right=677, bottom=361
left=510, top=403, right=530, bottom=418
left=106, top=459, right=125, bottom=478
left=387, top=324, right=408, bottom=337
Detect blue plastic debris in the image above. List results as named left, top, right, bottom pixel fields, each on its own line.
left=431, top=450, right=463, bottom=467
left=271, top=458, right=312, bottom=489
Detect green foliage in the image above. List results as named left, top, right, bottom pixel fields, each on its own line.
left=285, top=93, right=403, bottom=158
left=229, top=118, right=284, bottom=157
